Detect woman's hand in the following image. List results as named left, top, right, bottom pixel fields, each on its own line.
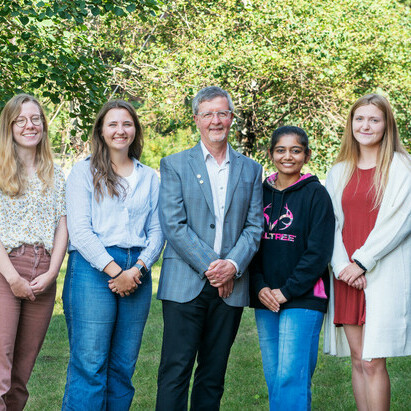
left=9, top=276, right=36, bottom=300
left=258, top=287, right=280, bottom=312
left=351, top=274, right=367, bottom=290
left=108, top=267, right=142, bottom=297
left=30, top=271, right=57, bottom=295
left=0, top=242, right=35, bottom=300
left=272, top=288, right=288, bottom=304
left=338, top=262, right=364, bottom=286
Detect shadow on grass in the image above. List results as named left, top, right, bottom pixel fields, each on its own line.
left=26, top=287, right=411, bottom=410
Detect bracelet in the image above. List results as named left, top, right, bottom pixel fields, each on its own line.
left=112, top=269, right=123, bottom=279
left=353, top=259, right=367, bottom=273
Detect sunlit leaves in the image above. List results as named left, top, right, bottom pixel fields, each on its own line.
left=119, top=0, right=410, bottom=173
left=0, top=0, right=162, bottom=142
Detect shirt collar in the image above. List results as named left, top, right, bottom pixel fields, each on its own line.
left=85, top=155, right=143, bottom=169
left=200, top=141, right=230, bottom=164
left=132, top=157, right=143, bottom=169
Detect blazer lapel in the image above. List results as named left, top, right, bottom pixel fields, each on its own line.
left=224, top=145, right=243, bottom=218
left=188, top=143, right=215, bottom=216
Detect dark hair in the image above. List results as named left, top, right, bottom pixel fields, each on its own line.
left=91, top=100, right=143, bottom=201
left=269, top=126, right=310, bottom=155
left=192, top=86, right=234, bottom=115
left=91, top=100, right=143, bottom=160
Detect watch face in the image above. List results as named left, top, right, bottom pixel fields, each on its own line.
left=138, top=265, right=148, bottom=277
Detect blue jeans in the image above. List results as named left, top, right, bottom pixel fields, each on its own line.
left=255, top=308, right=324, bottom=411
left=62, top=247, right=152, bottom=411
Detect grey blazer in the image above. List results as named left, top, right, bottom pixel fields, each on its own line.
left=157, top=143, right=264, bottom=307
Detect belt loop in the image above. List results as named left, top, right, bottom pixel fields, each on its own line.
left=34, top=247, right=40, bottom=268
left=20, top=244, right=25, bottom=256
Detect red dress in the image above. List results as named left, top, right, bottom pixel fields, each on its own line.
left=334, top=167, right=380, bottom=325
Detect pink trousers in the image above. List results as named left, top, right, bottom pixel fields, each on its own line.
left=0, top=245, right=55, bottom=411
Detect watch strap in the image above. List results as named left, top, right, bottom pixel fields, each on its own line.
left=135, top=263, right=148, bottom=277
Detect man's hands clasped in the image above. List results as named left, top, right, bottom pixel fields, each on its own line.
left=205, top=259, right=236, bottom=299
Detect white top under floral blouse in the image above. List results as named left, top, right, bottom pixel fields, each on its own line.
left=0, top=164, right=66, bottom=254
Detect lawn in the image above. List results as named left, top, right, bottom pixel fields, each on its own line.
left=25, top=259, right=411, bottom=410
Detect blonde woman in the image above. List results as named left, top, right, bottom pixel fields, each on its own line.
left=0, top=94, right=67, bottom=410
left=324, top=94, right=411, bottom=411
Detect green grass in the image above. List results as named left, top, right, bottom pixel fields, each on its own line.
left=25, top=259, right=411, bottom=410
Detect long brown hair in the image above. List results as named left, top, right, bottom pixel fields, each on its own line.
left=91, top=100, right=143, bottom=201
left=0, top=94, right=53, bottom=197
left=335, top=94, right=409, bottom=207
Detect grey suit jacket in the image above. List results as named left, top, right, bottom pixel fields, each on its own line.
left=157, top=142, right=264, bottom=307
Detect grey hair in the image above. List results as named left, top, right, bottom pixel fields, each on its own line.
left=192, top=86, right=235, bottom=115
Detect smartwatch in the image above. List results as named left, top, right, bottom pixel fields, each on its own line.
left=135, top=263, right=149, bottom=278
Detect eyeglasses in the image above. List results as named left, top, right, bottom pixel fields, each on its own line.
left=197, top=110, right=233, bottom=120
left=13, top=115, right=43, bottom=128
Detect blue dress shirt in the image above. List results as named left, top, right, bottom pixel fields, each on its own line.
left=66, top=157, right=164, bottom=271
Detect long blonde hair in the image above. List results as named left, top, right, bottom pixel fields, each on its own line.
left=90, top=100, right=143, bottom=201
left=0, top=94, right=54, bottom=197
left=335, top=94, right=409, bottom=207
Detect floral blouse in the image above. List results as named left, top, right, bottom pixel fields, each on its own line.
left=0, top=164, right=66, bottom=254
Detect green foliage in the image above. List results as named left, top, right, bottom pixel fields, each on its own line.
left=141, top=127, right=198, bottom=168
left=1, top=0, right=409, bottom=171
left=119, top=0, right=411, bottom=173
left=0, top=0, right=161, bottom=140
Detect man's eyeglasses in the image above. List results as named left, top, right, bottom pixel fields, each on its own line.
left=13, top=115, right=43, bottom=128
left=197, top=110, right=232, bottom=120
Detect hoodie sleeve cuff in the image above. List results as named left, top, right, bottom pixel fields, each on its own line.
left=280, top=287, right=292, bottom=301
left=251, top=274, right=268, bottom=295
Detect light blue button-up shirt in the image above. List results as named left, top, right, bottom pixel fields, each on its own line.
left=66, top=157, right=164, bottom=271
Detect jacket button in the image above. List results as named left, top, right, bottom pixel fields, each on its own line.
left=210, top=224, right=215, bottom=229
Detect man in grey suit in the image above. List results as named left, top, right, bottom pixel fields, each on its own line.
left=156, top=86, right=264, bottom=411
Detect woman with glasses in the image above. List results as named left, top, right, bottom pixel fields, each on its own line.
left=0, top=94, right=67, bottom=410
left=62, top=100, right=164, bottom=410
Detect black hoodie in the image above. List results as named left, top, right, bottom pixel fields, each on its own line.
left=250, top=173, right=335, bottom=313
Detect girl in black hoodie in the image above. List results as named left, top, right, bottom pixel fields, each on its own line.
left=250, top=126, right=335, bottom=410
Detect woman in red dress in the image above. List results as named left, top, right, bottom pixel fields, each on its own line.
left=325, top=94, right=411, bottom=411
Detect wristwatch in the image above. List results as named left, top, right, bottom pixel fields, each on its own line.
left=135, top=263, right=149, bottom=278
